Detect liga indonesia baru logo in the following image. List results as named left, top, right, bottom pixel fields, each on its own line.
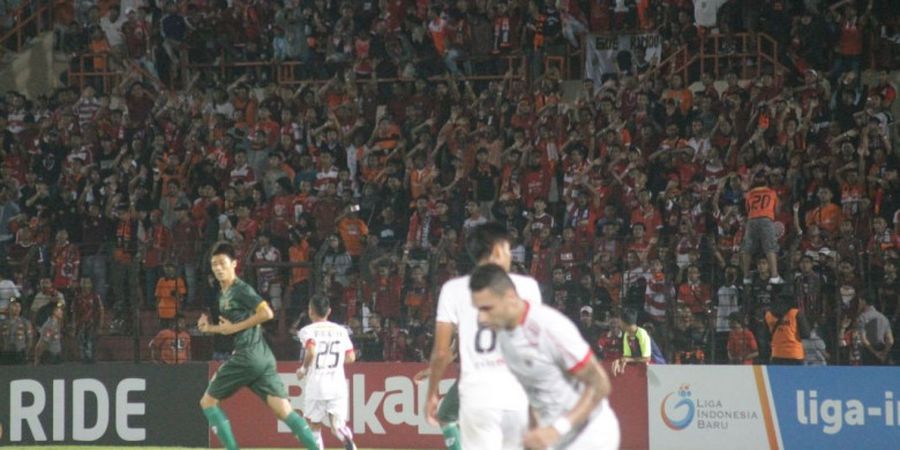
left=661, top=384, right=696, bottom=431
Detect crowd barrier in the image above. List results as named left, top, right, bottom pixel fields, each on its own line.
left=1, top=363, right=896, bottom=449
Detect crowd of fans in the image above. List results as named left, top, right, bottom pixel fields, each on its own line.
left=0, top=0, right=898, bottom=368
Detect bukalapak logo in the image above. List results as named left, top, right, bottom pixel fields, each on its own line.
left=661, top=383, right=759, bottom=431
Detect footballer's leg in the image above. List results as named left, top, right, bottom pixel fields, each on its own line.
left=266, top=395, right=319, bottom=450
left=303, top=398, right=328, bottom=450
left=255, top=357, right=317, bottom=450
left=328, top=409, right=357, bottom=450
left=200, top=358, right=254, bottom=450
left=436, top=381, right=462, bottom=450
left=200, top=393, right=239, bottom=450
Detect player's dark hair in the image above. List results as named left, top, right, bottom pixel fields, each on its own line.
left=466, top=222, right=510, bottom=264
left=622, top=308, right=639, bottom=326
left=310, top=294, right=331, bottom=318
left=469, top=263, right=516, bottom=296
left=210, top=241, right=237, bottom=260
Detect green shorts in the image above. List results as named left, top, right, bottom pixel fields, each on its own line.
left=206, top=344, right=287, bottom=400
left=436, top=380, right=459, bottom=423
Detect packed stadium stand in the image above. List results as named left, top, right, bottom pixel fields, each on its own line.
left=0, top=0, right=898, bottom=369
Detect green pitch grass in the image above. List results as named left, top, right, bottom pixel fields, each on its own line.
left=21, top=447, right=419, bottom=450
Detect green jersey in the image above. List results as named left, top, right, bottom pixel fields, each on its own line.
left=219, top=278, right=266, bottom=350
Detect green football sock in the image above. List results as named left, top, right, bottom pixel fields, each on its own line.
left=441, top=423, right=461, bottom=450
left=203, top=406, right=238, bottom=450
left=283, top=411, right=319, bottom=450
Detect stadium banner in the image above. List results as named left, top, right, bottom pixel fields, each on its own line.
left=766, top=366, right=900, bottom=450
left=0, top=363, right=209, bottom=447
left=212, top=361, right=648, bottom=449
left=649, top=365, right=900, bottom=450
left=584, top=32, right=662, bottom=85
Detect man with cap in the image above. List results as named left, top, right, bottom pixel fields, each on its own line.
left=577, top=305, right=603, bottom=355
left=0, top=298, right=33, bottom=365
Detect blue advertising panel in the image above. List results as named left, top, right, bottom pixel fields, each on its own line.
left=767, top=366, right=900, bottom=450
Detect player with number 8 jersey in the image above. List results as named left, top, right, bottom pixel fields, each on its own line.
left=427, top=223, right=543, bottom=450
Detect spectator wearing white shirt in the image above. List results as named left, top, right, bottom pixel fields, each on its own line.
left=0, top=267, right=21, bottom=315
left=100, top=5, right=127, bottom=51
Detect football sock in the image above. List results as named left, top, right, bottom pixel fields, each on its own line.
left=203, top=406, right=238, bottom=450
left=441, top=423, right=462, bottom=450
left=336, top=424, right=356, bottom=450
left=283, top=411, right=319, bottom=450
left=313, top=430, right=324, bottom=449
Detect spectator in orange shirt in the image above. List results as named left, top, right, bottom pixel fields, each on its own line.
left=805, top=187, right=843, bottom=237
left=288, top=226, right=312, bottom=315
left=155, top=263, right=186, bottom=321
left=741, top=173, right=785, bottom=284
left=766, top=296, right=811, bottom=365
left=150, top=314, right=191, bottom=364
left=88, top=27, right=112, bottom=71
left=337, top=204, right=369, bottom=258
left=661, top=74, right=693, bottom=114
left=726, top=313, right=759, bottom=365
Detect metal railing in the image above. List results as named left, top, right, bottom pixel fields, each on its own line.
left=67, top=50, right=529, bottom=93
left=0, top=0, right=54, bottom=56
left=649, top=32, right=787, bottom=83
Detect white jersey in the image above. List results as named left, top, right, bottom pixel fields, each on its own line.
left=435, top=273, right=542, bottom=410
left=297, top=321, right=354, bottom=400
left=498, top=302, right=619, bottom=448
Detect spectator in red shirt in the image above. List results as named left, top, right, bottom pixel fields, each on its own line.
left=677, top=265, right=712, bottom=316
left=72, top=277, right=104, bottom=363
left=726, top=313, right=759, bottom=365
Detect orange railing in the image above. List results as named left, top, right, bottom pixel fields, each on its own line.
left=183, top=52, right=526, bottom=86
left=68, top=51, right=528, bottom=93
left=0, top=0, right=54, bottom=56
left=650, top=32, right=787, bottom=82
left=67, top=52, right=123, bottom=93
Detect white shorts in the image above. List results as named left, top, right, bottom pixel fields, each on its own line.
left=303, top=396, right=348, bottom=427
left=555, top=403, right=620, bottom=450
left=460, top=405, right=528, bottom=450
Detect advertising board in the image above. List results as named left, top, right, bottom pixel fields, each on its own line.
left=0, top=363, right=209, bottom=446
left=214, top=361, right=648, bottom=449
left=649, top=365, right=900, bottom=450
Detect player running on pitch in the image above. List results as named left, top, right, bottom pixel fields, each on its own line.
left=470, top=264, right=620, bottom=450
left=198, top=242, right=318, bottom=450
left=296, top=294, right=358, bottom=450
left=426, top=223, right=543, bottom=449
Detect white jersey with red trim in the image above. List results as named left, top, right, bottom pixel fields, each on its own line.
left=498, top=301, right=616, bottom=435
left=297, top=321, right=354, bottom=400
left=436, top=273, right=542, bottom=410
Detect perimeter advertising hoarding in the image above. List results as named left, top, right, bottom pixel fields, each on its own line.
left=213, top=361, right=648, bottom=449
left=0, top=363, right=209, bottom=446
left=649, top=365, right=900, bottom=450
left=767, top=366, right=900, bottom=450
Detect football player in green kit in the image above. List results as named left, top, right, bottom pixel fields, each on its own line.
left=198, top=242, right=317, bottom=450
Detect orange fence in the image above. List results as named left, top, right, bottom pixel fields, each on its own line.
left=68, top=50, right=530, bottom=93
left=0, top=0, right=54, bottom=55
left=66, top=52, right=123, bottom=92
left=651, top=32, right=786, bottom=82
